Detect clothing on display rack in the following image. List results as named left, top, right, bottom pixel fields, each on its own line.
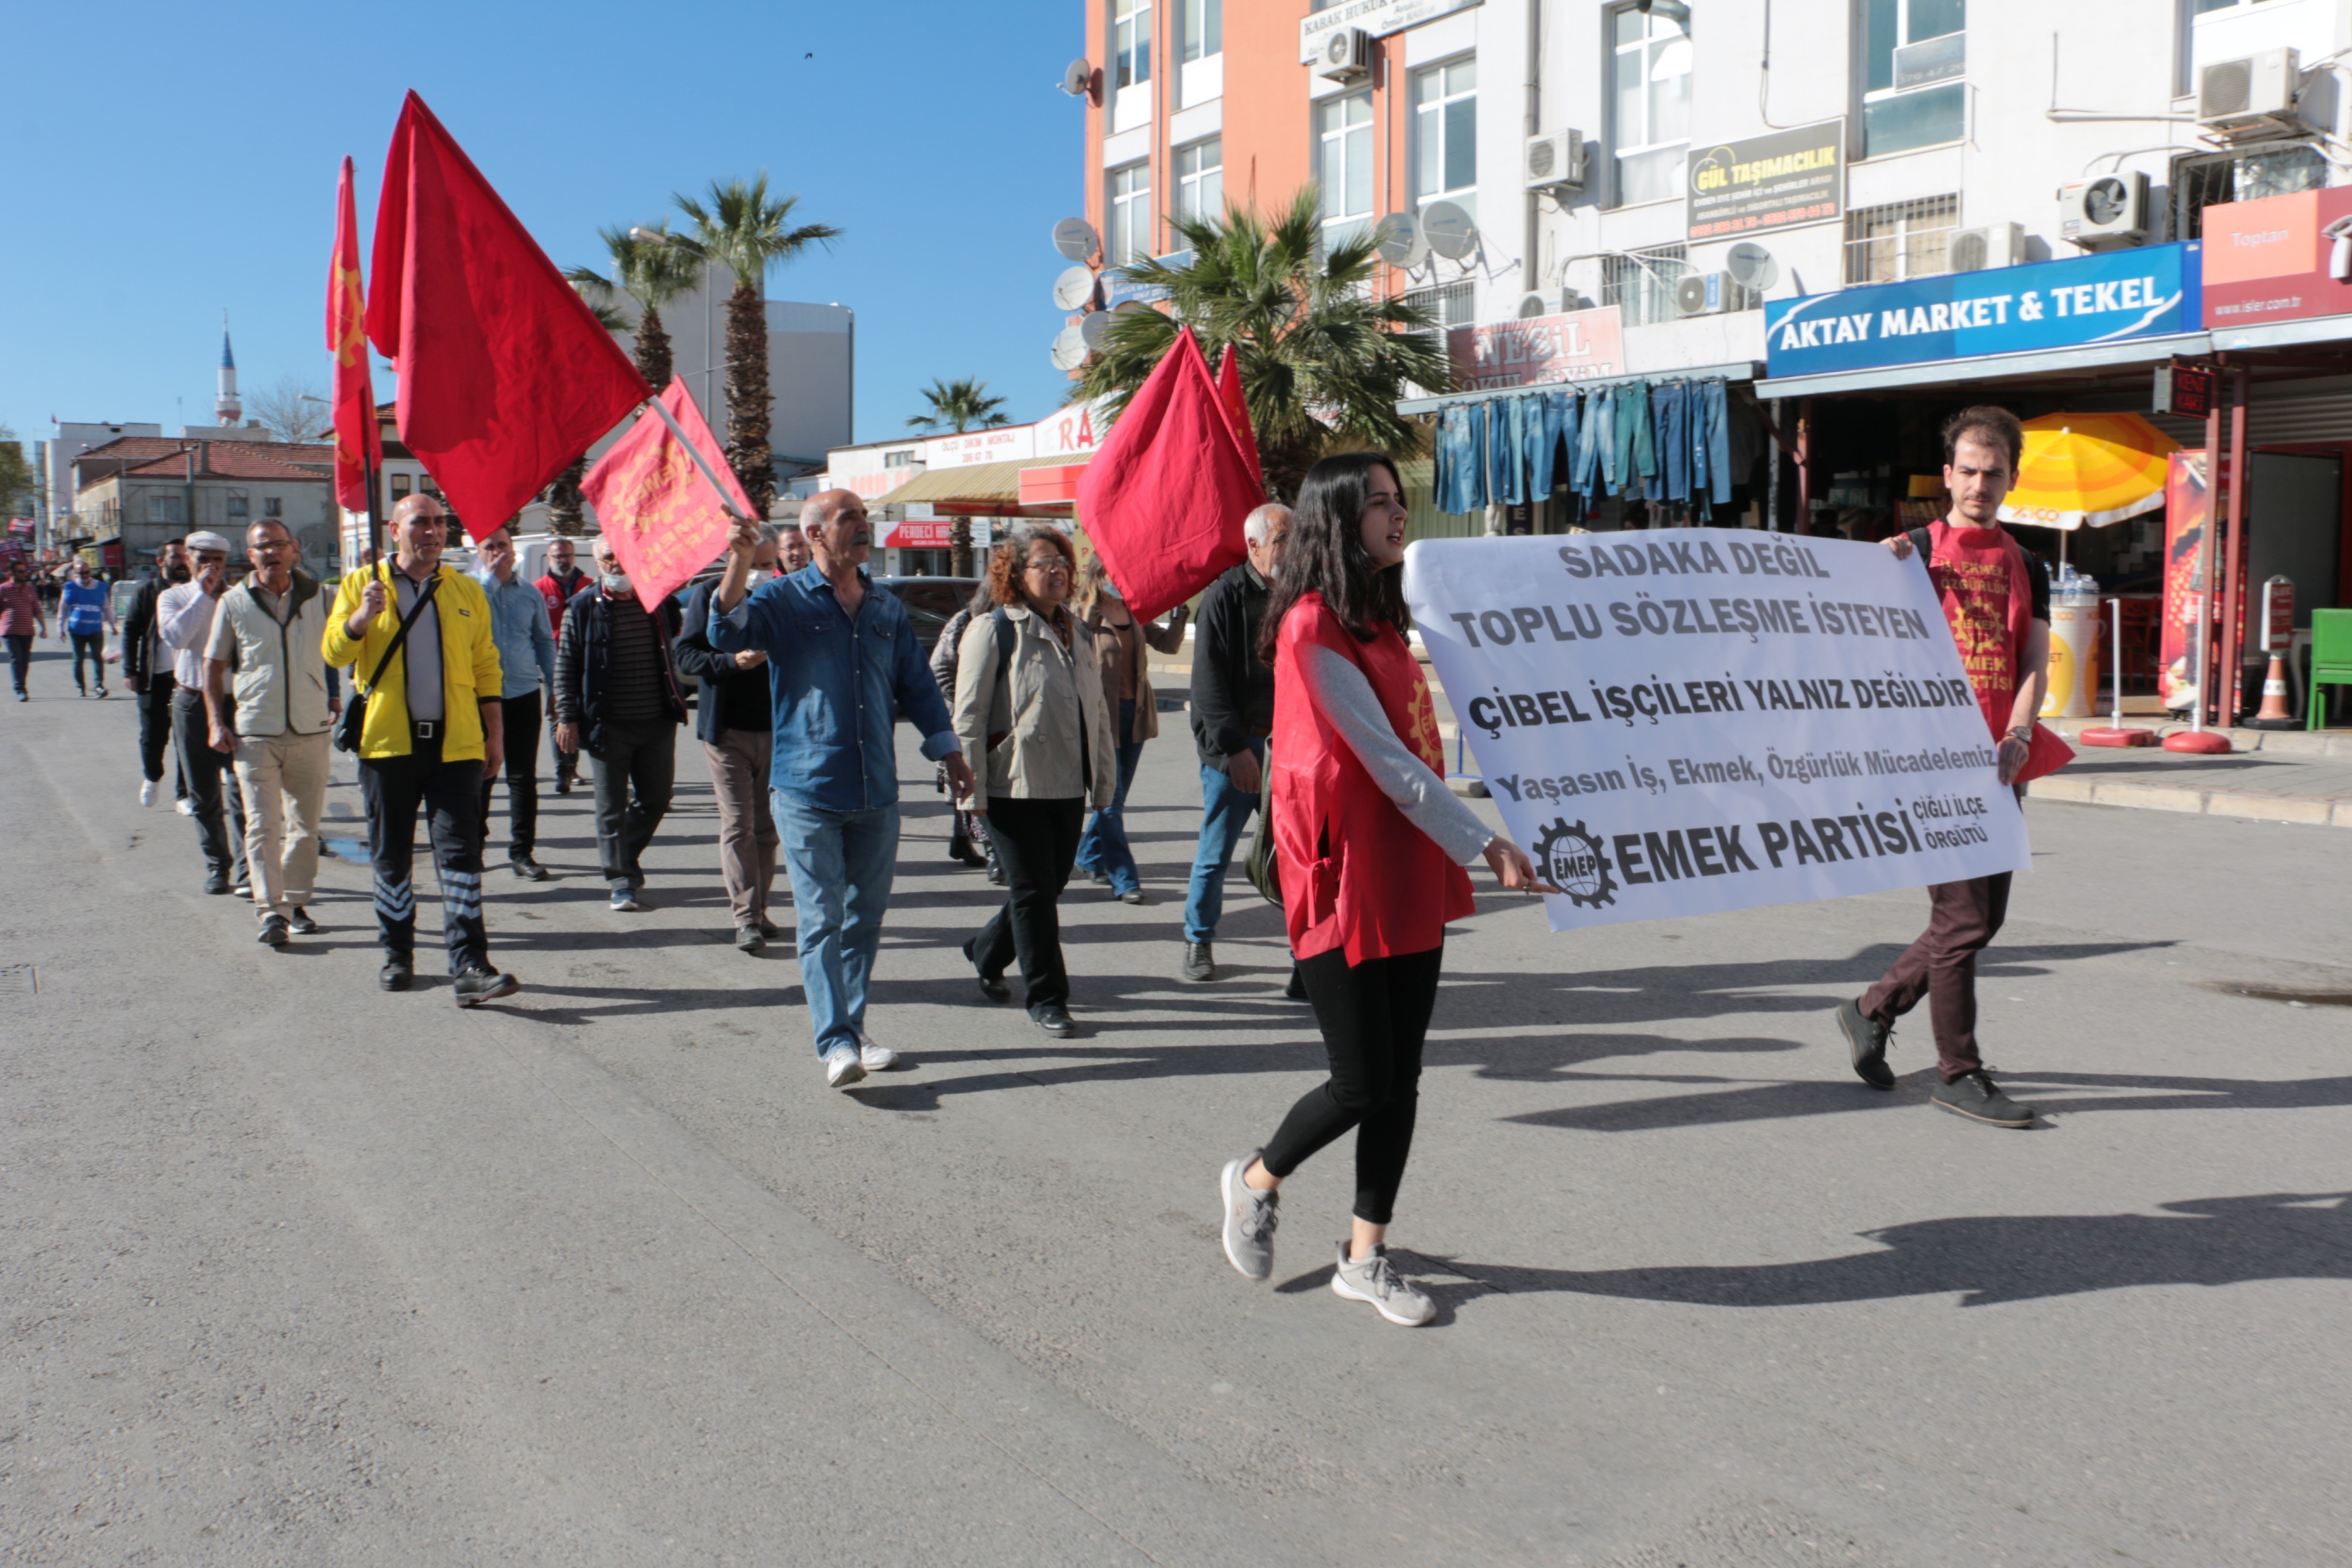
left=1427, top=374, right=1739, bottom=519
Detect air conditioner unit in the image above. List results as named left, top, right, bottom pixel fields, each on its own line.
left=2059, top=172, right=2150, bottom=249
left=1317, top=27, right=1372, bottom=82
left=1945, top=222, right=2026, bottom=274
left=1525, top=129, right=1586, bottom=195
left=1673, top=271, right=1752, bottom=317
left=2199, top=48, right=2303, bottom=134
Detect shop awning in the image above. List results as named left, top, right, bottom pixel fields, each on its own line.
left=872, top=455, right=1088, bottom=516
left=1998, top=412, right=2180, bottom=532
left=1753, top=332, right=2208, bottom=401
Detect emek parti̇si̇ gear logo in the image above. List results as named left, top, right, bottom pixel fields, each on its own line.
left=1533, top=818, right=1616, bottom=909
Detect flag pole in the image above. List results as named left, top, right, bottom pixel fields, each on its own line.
left=643, top=395, right=755, bottom=524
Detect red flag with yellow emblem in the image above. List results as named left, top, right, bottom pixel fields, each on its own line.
left=579, top=380, right=753, bottom=609
left=326, top=156, right=382, bottom=517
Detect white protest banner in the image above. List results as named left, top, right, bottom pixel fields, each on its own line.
left=1403, top=530, right=2030, bottom=933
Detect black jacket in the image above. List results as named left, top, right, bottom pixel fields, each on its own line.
left=674, top=579, right=771, bottom=744
left=555, top=586, right=685, bottom=756
left=1188, top=562, right=1275, bottom=769
left=122, top=575, right=173, bottom=688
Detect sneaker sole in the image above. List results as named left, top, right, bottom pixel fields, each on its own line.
left=827, top=1061, right=868, bottom=1089
left=1932, top=1096, right=2033, bottom=1129
left=1838, top=1004, right=1895, bottom=1090
left=1330, top=1272, right=1435, bottom=1326
left=456, top=975, right=523, bottom=1008
left=1219, top=1160, right=1271, bottom=1281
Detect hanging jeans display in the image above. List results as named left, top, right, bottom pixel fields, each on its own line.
left=1651, top=380, right=1691, bottom=505
left=1434, top=402, right=1484, bottom=516
left=1574, top=385, right=1616, bottom=500
left=1611, top=378, right=1656, bottom=498
left=1530, top=389, right=1573, bottom=500
left=1695, top=379, right=1734, bottom=505
left=1492, top=395, right=1526, bottom=506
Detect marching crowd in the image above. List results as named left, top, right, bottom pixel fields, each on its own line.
left=21, top=408, right=2051, bottom=1328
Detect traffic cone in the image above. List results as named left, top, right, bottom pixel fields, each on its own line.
left=2245, top=653, right=2299, bottom=730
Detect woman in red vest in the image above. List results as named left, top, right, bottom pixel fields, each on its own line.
left=1216, top=452, right=1549, bottom=1326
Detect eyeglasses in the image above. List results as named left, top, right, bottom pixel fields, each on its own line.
left=1023, top=557, right=1071, bottom=576
left=252, top=539, right=295, bottom=553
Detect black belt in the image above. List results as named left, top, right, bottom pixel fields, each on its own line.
left=411, top=719, right=440, bottom=740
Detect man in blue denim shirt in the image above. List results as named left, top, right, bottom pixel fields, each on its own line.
left=712, top=491, right=975, bottom=1090
left=475, top=527, right=559, bottom=878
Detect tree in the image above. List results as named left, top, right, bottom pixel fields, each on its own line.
left=543, top=287, right=636, bottom=537
left=907, top=377, right=1012, bottom=433
left=673, top=175, right=841, bottom=515
left=1072, top=189, right=1452, bottom=504
left=0, top=426, right=33, bottom=520
left=249, top=373, right=332, bottom=444
left=564, top=223, right=698, bottom=392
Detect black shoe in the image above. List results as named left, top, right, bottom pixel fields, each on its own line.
left=951, top=845, right=988, bottom=868
left=1837, top=1000, right=1896, bottom=1091
left=1032, top=1004, right=1078, bottom=1038
left=1085, top=867, right=1110, bottom=885
left=380, top=956, right=413, bottom=992
left=1182, top=940, right=1214, bottom=983
left=510, top=856, right=549, bottom=881
left=1930, top=1069, right=2034, bottom=1128
left=203, top=873, right=230, bottom=896
left=736, top=924, right=765, bottom=954
left=984, top=853, right=1005, bottom=886
left=555, top=775, right=572, bottom=796
left=453, top=966, right=522, bottom=1008
left=1285, top=965, right=1308, bottom=1001
left=94, top=685, right=107, bottom=699
left=964, top=938, right=1011, bottom=1002
left=1118, top=888, right=1147, bottom=905
left=288, top=907, right=320, bottom=936
left=257, top=914, right=289, bottom=947
left=755, top=914, right=786, bottom=940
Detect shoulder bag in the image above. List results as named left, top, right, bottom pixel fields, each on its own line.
left=334, top=568, right=440, bottom=754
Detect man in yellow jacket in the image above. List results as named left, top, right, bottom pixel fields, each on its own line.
left=323, top=494, right=521, bottom=1005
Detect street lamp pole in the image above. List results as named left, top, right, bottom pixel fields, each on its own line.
left=629, top=226, right=718, bottom=418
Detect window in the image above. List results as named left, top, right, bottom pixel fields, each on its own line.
left=1412, top=59, right=1477, bottom=226
left=1404, top=280, right=1477, bottom=330
left=1176, top=138, right=1223, bottom=224
left=885, top=450, right=918, bottom=469
left=226, top=493, right=249, bottom=520
left=1317, top=91, right=1375, bottom=247
left=146, top=493, right=186, bottom=525
left=1612, top=6, right=1690, bottom=206
left=390, top=474, right=412, bottom=502
left=1843, top=194, right=1959, bottom=284
left=1108, top=162, right=1152, bottom=266
left=1862, top=0, right=1965, bottom=158
left=1601, top=243, right=1689, bottom=328
left=1113, top=0, right=1151, bottom=90
left=265, top=497, right=284, bottom=517
left=1181, top=0, right=1220, bottom=61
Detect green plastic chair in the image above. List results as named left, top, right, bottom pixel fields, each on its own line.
left=2311, top=608, right=2352, bottom=730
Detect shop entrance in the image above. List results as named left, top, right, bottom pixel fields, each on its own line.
left=2247, top=453, right=2343, bottom=629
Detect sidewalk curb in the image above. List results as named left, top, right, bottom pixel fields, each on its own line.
left=2028, top=773, right=2352, bottom=827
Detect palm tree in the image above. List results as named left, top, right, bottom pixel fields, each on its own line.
left=907, top=377, right=1012, bottom=433
left=565, top=224, right=698, bottom=392
left=1073, top=188, right=1452, bottom=504
left=544, top=285, right=638, bottom=537
left=674, top=175, right=842, bottom=514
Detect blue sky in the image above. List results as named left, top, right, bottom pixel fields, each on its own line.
left=0, top=2, right=1085, bottom=458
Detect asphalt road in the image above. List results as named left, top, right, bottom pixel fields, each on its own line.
left=6, top=681, right=2351, bottom=1566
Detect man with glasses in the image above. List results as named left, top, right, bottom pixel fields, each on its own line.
left=203, top=519, right=337, bottom=946
left=157, top=531, right=250, bottom=895
left=710, top=490, right=974, bottom=1089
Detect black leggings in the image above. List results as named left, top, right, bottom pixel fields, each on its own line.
left=1259, top=943, right=1444, bottom=1225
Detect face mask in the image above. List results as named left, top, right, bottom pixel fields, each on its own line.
left=602, top=571, right=631, bottom=594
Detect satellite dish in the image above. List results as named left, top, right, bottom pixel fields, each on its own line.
left=1518, top=292, right=1552, bottom=319
left=1052, top=265, right=1097, bottom=311
left=1372, top=212, right=1428, bottom=270
left=1050, top=322, right=1088, bottom=371
left=1726, top=241, right=1780, bottom=292
left=1053, top=218, right=1099, bottom=262
left=1060, top=59, right=1093, bottom=97
left=1079, top=311, right=1115, bottom=350
left=1421, top=200, right=1477, bottom=262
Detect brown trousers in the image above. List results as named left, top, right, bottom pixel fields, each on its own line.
left=704, top=728, right=779, bottom=925
left=1860, top=871, right=2011, bottom=1083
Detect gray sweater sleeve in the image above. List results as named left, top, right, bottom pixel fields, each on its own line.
left=1299, top=643, right=1492, bottom=867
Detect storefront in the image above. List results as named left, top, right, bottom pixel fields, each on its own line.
left=870, top=455, right=1089, bottom=578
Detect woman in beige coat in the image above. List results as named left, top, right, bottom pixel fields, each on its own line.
left=952, top=524, right=1118, bottom=1038
left=1073, top=555, right=1189, bottom=903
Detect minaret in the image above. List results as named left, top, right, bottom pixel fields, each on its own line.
left=215, top=313, right=241, bottom=426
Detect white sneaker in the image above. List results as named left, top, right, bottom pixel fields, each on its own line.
left=175, top=798, right=196, bottom=817
left=140, top=780, right=157, bottom=807
left=823, top=1044, right=866, bottom=1089
left=856, top=1029, right=899, bottom=1072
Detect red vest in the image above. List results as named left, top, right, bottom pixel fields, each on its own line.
left=1271, top=594, right=1474, bottom=964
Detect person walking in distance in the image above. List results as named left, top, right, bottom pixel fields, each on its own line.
left=202, top=519, right=337, bottom=946
left=2, top=556, right=46, bottom=701
left=536, top=536, right=591, bottom=796
left=676, top=528, right=787, bottom=953
left=322, top=494, right=521, bottom=1005
left=122, top=539, right=191, bottom=806
left=1073, top=555, right=1188, bottom=904
left=951, top=524, right=1119, bottom=1039
left=709, top=491, right=975, bottom=1089
left=555, top=537, right=686, bottom=913
left=474, top=527, right=558, bottom=881
left=1838, top=406, right=2052, bottom=1129
left=930, top=581, right=1001, bottom=877
left=1182, top=504, right=1291, bottom=984
left=57, top=560, right=114, bottom=698
left=157, top=532, right=250, bottom=895
left=1216, top=454, right=1552, bottom=1327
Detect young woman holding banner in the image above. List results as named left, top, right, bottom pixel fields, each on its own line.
left=1216, top=452, right=1551, bottom=1327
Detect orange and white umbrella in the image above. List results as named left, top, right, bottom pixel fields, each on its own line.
left=1997, top=412, right=2180, bottom=532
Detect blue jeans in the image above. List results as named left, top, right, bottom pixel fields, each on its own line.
left=1651, top=378, right=1691, bottom=504
left=1182, top=738, right=1264, bottom=944
left=1574, top=386, right=1615, bottom=499
left=1075, top=698, right=1145, bottom=894
left=773, top=792, right=899, bottom=1058
left=1695, top=378, right=1733, bottom=504
left=1434, top=404, right=1483, bottom=515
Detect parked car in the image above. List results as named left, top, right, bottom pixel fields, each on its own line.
left=873, top=576, right=984, bottom=657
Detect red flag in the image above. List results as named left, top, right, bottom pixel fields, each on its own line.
left=1213, top=343, right=1263, bottom=495
left=580, top=381, right=753, bottom=609
left=326, top=156, right=382, bottom=517
left=1075, top=330, right=1262, bottom=623
left=367, top=91, right=650, bottom=541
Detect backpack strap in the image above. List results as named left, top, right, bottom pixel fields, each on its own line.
left=986, top=607, right=1016, bottom=752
